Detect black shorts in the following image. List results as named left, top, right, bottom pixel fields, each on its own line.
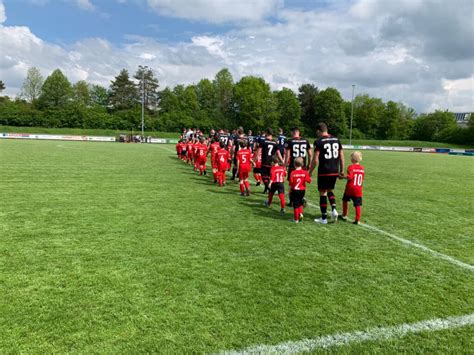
left=233, top=157, right=237, bottom=165
left=318, top=175, right=338, bottom=191
left=269, top=182, right=285, bottom=195
left=253, top=167, right=261, bottom=174
left=343, top=194, right=363, bottom=206
left=260, top=166, right=271, bottom=178
left=290, top=190, right=306, bottom=208
left=180, top=151, right=187, bottom=157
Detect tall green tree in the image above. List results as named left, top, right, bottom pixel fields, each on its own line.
left=233, top=76, right=278, bottom=131
left=37, top=69, right=72, bottom=109
left=411, top=110, right=457, bottom=141
left=158, top=87, right=179, bottom=114
left=109, top=69, right=138, bottom=110
left=72, top=80, right=91, bottom=106
left=314, top=87, right=347, bottom=136
left=352, top=94, right=385, bottom=139
left=275, top=87, right=302, bottom=132
left=0, top=80, right=5, bottom=93
left=298, top=83, right=319, bottom=132
left=134, top=67, right=160, bottom=109
left=213, top=68, right=234, bottom=127
left=89, top=84, right=109, bottom=108
left=20, top=67, right=44, bottom=103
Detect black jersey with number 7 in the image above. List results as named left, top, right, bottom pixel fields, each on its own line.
left=314, top=135, right=342, bottom=176
left=260, top=139, right=277, bottom=166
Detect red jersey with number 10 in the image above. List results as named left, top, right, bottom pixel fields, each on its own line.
left=237, top=148, right=252, bottom=172
left=289, top=169, right=312, bottom=191
left=344, top=163, right=364, bottom=197
left=270, top=165, right=287, bottom=183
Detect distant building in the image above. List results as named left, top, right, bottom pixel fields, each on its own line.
left=454, top=112, right=471, bottom=127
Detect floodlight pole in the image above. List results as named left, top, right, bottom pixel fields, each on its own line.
left=139, top=65, right=148, bottom=141
left=349, top=84, right=355, bottom=146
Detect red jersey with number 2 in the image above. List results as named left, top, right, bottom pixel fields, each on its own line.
left=289, top=169, right=312, bottom=191
left=344, top=164, right=364, bottom=197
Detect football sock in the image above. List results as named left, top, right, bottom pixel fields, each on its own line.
left=244, top=181, right=250, bottom=190
left=355, top=206, right=361, bottom=221
left=239, top=182, right=244, bottom=193
left=294, top=208, right=299, bottom=221
left=279, top=193, right=286, bottom=209
left=343, top=201, right=348, bottom=216
left=232, top=168, right=237, bottom=180
left=199, top=166, right=203, bottom=175
left=320, top=196, right=328, bottom=219
left=328, top=191, right=336, bottom=211
left=270, top=192, right=276, bottom=205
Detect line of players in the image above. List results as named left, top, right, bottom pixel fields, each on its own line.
left=176, top=123, right=365, bottom=224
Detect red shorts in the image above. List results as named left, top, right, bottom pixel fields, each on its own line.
left=198, top=158, right=207, bottom=165
left=239, top=171, right=249, bottom=180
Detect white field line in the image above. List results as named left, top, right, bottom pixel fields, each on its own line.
left=159, top=145, right=474, bottom=273
left=223, top=313, right=474, bottom=354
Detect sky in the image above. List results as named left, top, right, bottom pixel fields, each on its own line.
left=0, top=0, right=473, bottom=113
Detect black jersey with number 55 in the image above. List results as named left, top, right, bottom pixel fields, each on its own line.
left=285, top=138, right=310, bottom=168
left=260, top=139, right=277, bottom=166
left=314, top=135, right=342, bottom=176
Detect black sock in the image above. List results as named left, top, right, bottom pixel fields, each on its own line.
left=327, top=191, right=336, bottom=211
left=320, top=196, right=328, bottom=219
left=231, top=168, right=237, bottom=179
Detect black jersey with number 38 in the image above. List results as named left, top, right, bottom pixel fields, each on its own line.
left=285, top=138, right=310, bottom=167
left=260, top=139, right=277, bottom=166
left=314, top=135, right=342, bottom=176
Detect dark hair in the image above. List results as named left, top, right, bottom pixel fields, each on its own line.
left=265, top=127, right=273, bottom=136
left=291, top=126, right=299, bottom=132
left=316, top=122, right=328, bottom=132
left=272, top=156, right=280, bottom=165
left=239, top=140, right=247, bottom=148
left=219, top=141, right=225, bottom=148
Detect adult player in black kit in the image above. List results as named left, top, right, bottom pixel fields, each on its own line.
left=257, top=128, right=277, bottom=194
left=309, top=123, right=345, bottom=225
left=282, top=127, right=312, bottom=206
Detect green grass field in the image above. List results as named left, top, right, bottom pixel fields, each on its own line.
left=1, top=139, right=473, bottom=353
left=1, top=125, right=472, bottom=148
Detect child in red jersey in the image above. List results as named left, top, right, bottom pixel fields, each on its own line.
left=216, top=141, right=230, bottom=186
left=236, top=140, right=253, bottom=196
left=265, top=157, right=287, bottom=213
left=179, top=140, right=187, bottom=161
left=209, top=138, right=220, bottom=183
left=176, top=141, right=181, bottom=157
left=341, top=151, right=365, bottom=225
left=289, top=157, right=312, bottom=223
left=193, top=139, right=200, bottom=171
left=186, top=139, right=194, bottom=165
left=252, top=146, right=263, bottom=186
left=197, top=137, right=208, bottom=176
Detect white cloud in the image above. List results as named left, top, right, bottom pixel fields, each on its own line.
left=0, top=0, right=473, bottom=112
left=147, top=0, right=282, bottom=23
left=0, top=0, right=6, bottom=23
left=76, top=0, right=95, bottom=11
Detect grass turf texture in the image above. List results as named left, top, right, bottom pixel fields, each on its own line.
left=0, top=140, right=473, bottom=353
left=1, top=125, right=473, bottom=148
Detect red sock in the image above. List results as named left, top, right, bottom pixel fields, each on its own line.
left=222, top=173, right=226, bottom=184
left=213, top=172, right=217, bottom=181
left=244, top=181, right=250, bottom=190
left=355, top=206, right=361, bottom=221
left=268, top=192, right=274, bottom=205
left=199, top=166, right=203, bottom=175
left=343, top=201, right=348, bottom=216
left=299, top=206, right=304, bottom=216
left=239, top=183, right=244, bottom=193
left=293, top=208, right=299, bottom=221
left=279, top=193, right=285, bottom=209
left=253, top=173, right=259, bottom=182
left=218, top=172, right=223, bottom=186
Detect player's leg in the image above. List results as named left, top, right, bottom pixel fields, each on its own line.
left=278, top=184, right=286, bottom=213
left=341, top=194, right=350, bottom=221
left=353, top=197, right=362, bottom=225
left=243, top=172, right=250, bottom=195
left=238, top=171, right=245, bottom=195
left=314, top=178, right=329, bottom=224
left=231, top=159, right=238, bottom=180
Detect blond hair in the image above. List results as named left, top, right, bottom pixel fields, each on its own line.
left=294, top=157, right=304, bottom=167
left=351, top=151, right=362, bottom=163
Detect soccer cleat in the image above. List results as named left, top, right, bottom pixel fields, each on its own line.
left=240, top=192, right=245, bottom=196
left=314, top=218, right=328, bottom=225
left=290, top=219, right=299, bottom=223
left=256, top=181, right=261, bottom=186
left=245, top=190, right=250, bottom=196
left=280, top=208, right=285, bottom=214
left=203, top=170, right=207, bottom=176
left=264, top=200, right=270, bottom=207
left=299, top=214, right=304, bottom=222
left=340, top=215, right=348, bottom=222
left=331, top=209, right=338, bottom=223
left=303, top=198, right=307, bottom=208
left=353, top=220, right=360, bottom=225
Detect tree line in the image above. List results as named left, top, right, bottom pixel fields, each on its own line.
left=0, top=68, right=472, bottom=144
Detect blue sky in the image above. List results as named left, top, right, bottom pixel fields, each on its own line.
left=0, top=0, right=473, bottom=112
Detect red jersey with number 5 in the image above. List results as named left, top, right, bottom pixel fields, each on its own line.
left=344, top=164, right=364, bottom=197
left=289, top=169, right=312, bottom=191
left=237, top=148, right=252, bottom=173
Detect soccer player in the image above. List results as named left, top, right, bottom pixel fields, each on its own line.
left=197, top=137, right=208, bottom=176
left=247, top=130, right=255, bottom=152
left=236, top=140, right=252, bottom=196
left=230, top=128, right=245, bottom=181
left=264, top=157, right=286, bottom=213
left=216, top=141, right=230, bottom=186
left=289, top=157, right=312, bottom=223
left=218, top=129, right=230, bottom=149
left=283, top=127, right=312, bottom=206
left=208, top=137, right=220, bottom=183
left=186, top=138, right=194, bottom=165
left=252, top=144, right=263, bottom=186
left=257, top=128, right=277, bottom=194
left=309, top=122, right=345, bottom=225
left=193, top=138, right=200, bottom=171
left=276, top=127, right=286, bottom=161
left=341, top=151, right=365, bottom=225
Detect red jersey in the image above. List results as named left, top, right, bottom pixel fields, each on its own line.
left=210, top=142, right=220, bottom=159
left=237, top=148, right=252, bottom=172
left=180, top=142, right=187, bottom=152
left=253, top=149, right=262, bottom=168
left=344, top=164, right=364, bottom=197
left=186, top=142, right=193, bottom=154
left=197, top=144, right=208, bottom=161
left=176, top=143, right=181, bottom=153
left=270, top=165, right=286, bottom=183
left=193, top=143, right=199, bottom=154
left=216, top=148, right=230, bottom=170
left=289, top=169, right=312, bottom=191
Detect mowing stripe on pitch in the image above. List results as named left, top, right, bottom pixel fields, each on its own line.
left=159, top=145, right=474, bottom=273
left=223, top=313, right=474, bottom=354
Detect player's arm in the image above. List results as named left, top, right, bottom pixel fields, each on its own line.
left=276, top=149, right=284, bottom=164
left=307, top=142, right=313, bottom=162
left=339, top=146, right=345, bottom=178
left=284, top=148, right=290, bottom=167
left=309, top=149, right=319, bottom=176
